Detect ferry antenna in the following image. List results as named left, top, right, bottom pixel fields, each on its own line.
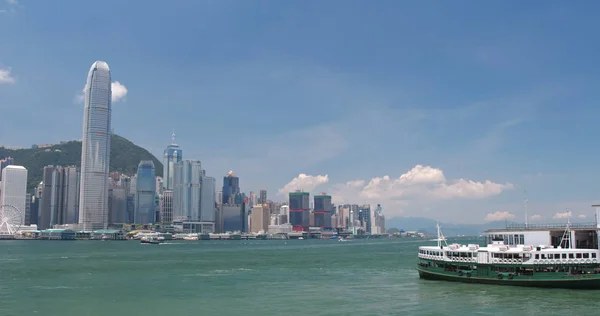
left=524, top=189, right=529, bottom=228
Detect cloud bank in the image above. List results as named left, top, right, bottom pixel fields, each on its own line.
left=76, top=81, right=128, bottom=103
left=0, top=66, right=15, bottom=84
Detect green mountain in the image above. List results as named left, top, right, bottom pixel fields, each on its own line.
left=0, top=134, right=163, bottom=192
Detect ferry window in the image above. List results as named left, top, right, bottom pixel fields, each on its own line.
left=583, top=253, right=590, bottom=259
left=593, top=253, right=597, bottom=258
left=554, top=254, right=560, bottom=259
left=576, top=253, right=582, bottom=259
left=569, top=253, right=575, bottom=259
left=535, top=254, right=539, bottom=259
left=519, top=235, right=524, bottom=244
left=562, top=254, right=567, bottom=259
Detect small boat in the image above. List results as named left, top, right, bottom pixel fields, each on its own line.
left=298, top=237, right=304, bottom=240
left=338, top=237, right=347, bottom=242
left=140, top=236, right=162, bottom=245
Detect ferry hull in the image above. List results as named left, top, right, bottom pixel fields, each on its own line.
left=417, top=267, right=600, bottom=290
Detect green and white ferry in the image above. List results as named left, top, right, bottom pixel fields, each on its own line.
left=417, top=213, right=600, bottom=289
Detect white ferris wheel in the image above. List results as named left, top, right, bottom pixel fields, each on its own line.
left=0, top=205, right=23, bottom=235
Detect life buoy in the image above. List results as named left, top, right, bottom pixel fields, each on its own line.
left=497, top=274, right=503, bottom=280
left=586, top=259, right=591, bottom=264
left=458, top=270, right=463, bottom=276
left=593, top=259, right=597, bottom=263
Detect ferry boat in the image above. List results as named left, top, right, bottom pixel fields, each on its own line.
left=417, top=221, right=600, bottom=289
left=140, top=236, right=162, bottom=245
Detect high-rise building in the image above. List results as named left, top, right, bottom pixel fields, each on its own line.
left=358, top=204, right=372, bottom=234
left=162, top=131, right=182, bottom=190
left=250, top=205, right=269, bottom=233
left=289, top=191, right=310, bottom=231
left=221, top=204, right=247, bottom=232
left=222, top=171, right=240, bottom=205
left=313, top=193, right=333, bottom=230
left=39, top=166, right=80, bottom=229
left=78, top=61, right=112, bottom=231
left=1, top=165, right=27, bottom=225
left=135, top=160, right=156, bottom=224
left=259, top=189, right=267, bottom=205
left=200, top=176, right=216, bottom=222
left=160, top=190, right=173, bottom=224
left=155, top=176, right=164, bottom=195
left=0, top=157, right=14, bottom=182
left=372, top=204, right=386, bottom=234
left=249, top=191, right=257, bottom=207
left=109, top=184, right=127, bottom=225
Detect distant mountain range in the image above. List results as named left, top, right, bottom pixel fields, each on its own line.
left=387, top=217, right=517, bottom=236
left=0, top=134, right=163, bottom=192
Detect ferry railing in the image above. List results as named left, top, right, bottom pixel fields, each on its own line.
left=501, top=222, right=598, bottom=230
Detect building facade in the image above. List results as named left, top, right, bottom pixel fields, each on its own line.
left=0, top=165, right=28, bottom=225
left=289, top=191, right=310, bottom=231
left=78, top=61, right=112, bottom=231
left=39, top=166, right=80, bottom=229
left=0, top=157, right=14, bottom=182
left=259, top=189, right=267, bottom=205
left=250, top=205, right=270, bottom=233
left=162, top=132, right=182, bottom=190
left=135, top=160, right=156, bottom=224
left=160, top=190, right=173, bottom=224
left=200, top=176, right=216, bottom=222
left=313, top=193, right=333, bottom=229
left=222, top=171, right=240, bottom=205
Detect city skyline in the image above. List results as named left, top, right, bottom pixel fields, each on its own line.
left=2, top=1, right=600, bottom=223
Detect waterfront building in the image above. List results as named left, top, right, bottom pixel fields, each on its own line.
left=78, top=61, right=112, bottom=231
left=39, top=166, right=80, bottom=229
left=160, top=190, right=173, bottom=224
left=221, top=204, right=247, bottom=232
left=172, top=160, right=214, bottom=233
left=0, top=165, right=27, bottom=225
left=250, top=205, right=269, bottom=233
left=280, top=205, right=289, bottom=224
left=155, top=176, right=163, bottom=195
left=372, top=204, right=386, bottom=234
left=135, top=160, right=156, bottom=224
left=0, top=157, right=14, bottom=182
left=358, top=204, right=372, bottom=234
left=109, top=184, right=127, bottom=225
left=162, top=131, right=182, bottom=190
left=28, top=195, right=39, bottom=226
left=289, top=191, right=310, bottom=231
left=200, top=176, right=216, bottom=223
left=313, top=193, right=333, bottom=230
left=222, top=171, right=240, bottom=204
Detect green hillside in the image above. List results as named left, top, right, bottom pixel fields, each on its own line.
left=0, top=134, right=163, bottom=192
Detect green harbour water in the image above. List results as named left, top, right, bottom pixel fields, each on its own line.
left=1, top=238, right=597, bottom=316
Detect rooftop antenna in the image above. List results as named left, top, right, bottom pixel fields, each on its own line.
left=172, top=129, right=176, bottom=145
left=524, top=189, right=529, bottom=228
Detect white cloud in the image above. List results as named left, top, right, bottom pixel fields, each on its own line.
left=111, top=81, right=128, bottom=102
left=76, top=81, right=128, bottom=103
left=484, top=211, right=515, bottom=222
left=6, top=0, right=18, bottom=4
left=577, top=214, right=586, bottom=219
left=553, top=211, right=572, bottom=219
left=277, top=165, right=513, bottom=214
left=329, top=164, right=513, bottom=202
left=278, top=174, right=329, bottom=195
left=530, top=214, right=542, bottom=220
left=0, top=66, right=15, bottom=84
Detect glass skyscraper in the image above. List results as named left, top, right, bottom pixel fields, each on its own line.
left=78, top=61, right=112, bottom=231
left=222, top=171, right=240, bottom=205
left=163, top=131, right=182, bottom=190
left=173, top=160, right=202, bottom=222
left=135, top=160, right=156, bottom=224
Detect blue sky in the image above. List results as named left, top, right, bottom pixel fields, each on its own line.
left=1, top=0, right=600, bottom=223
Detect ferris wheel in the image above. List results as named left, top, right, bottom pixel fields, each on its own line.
left=0, top=205, right=23, bottom=235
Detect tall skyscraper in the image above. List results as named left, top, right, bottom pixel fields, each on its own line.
left=259, top=189, right=267, bottom=205
left=135, top=160, right=156, bottom=224
left=249, top=191, right=257, bottom=207
left=163, top=131, right=182, bottom=190
left=78, top=61, right=112, bottom=231
left=0, top=157, right=14, bottom=182
left=39, top=166, right=80, bottom=229
left=109, top=184, right=127, bottom=225
left=1, top=165, right=28, bottom=225
left=358, top=204, right=372, bottom=234
left=250, top=205, right=269, bottom=233
left=200, top=176, right=216, bottom=222
left=289, top=191, right=310, bottom=231
left=173, top=160, right=202, bottom=222
left=314, top=193, right=332, bottom=229
left=222, top=171, right=240, bottom=205
left=160, top=190, right=173, bottom=224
